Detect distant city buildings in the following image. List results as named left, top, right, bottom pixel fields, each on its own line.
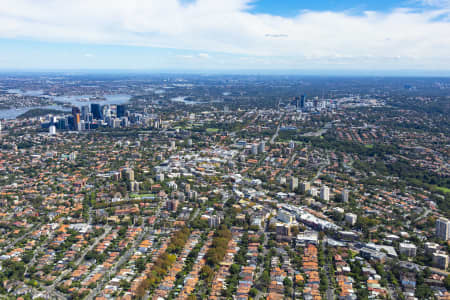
left=49, top=125, right=56, bottom=135
left=91, top=103, right=102, bottom=120
left=43, top=103, right=133, bottom=132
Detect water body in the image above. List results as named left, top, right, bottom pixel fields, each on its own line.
left=0, top=93, right=131, bottom=120
left=7, top=89, right=45, bottom=97
left=0, top=105, right=68, bottom=120
left=171, top=96, right=208, bottom=105
left=54, top=94, right=131, bottom=107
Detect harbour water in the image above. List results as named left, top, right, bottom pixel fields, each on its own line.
left=0, top=92, right=131, bottom=119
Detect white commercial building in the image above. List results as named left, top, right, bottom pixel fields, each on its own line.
left=345, top=213, right=357, bottom=226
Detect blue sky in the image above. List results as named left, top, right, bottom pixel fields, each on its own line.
left=249, top=0, right=408, bottom=16
left=0, top=0, right=449, bottom=73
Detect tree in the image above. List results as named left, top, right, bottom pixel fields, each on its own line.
left=415, top=284, right=433, bottom=299
left=200, top=265, right=214, bottom=283
left=283, top=277, right=292, bottom=288
left=318, top=231, right=325, bottom=240
left=2, top=260, right=25, bottom=281
left=259, top=270, right=270, bottom=290
left=444, top=275, right=450, bottom=290
left=230, top=264, right=240, bottom=275
left=291, top=226, right=300, bottom=236
left=136, top=257, right=146, bottom=273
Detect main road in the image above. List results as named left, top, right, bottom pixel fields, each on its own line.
left=86, top=202, right=161, bottom=300
left=47, top=225, right=112, bottom=292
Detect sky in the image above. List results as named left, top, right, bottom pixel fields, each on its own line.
left=1, top=0, right=450, bottom=74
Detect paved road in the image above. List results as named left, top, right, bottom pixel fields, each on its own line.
left=312, top=155, right=330, bottom=181
left=88, top=203, right=161, bottom=299
left=86, top=226, right=148, bottom=300
left=30, top=286, right=67, bottom=300
left=24, top=231, right=56, bottom=276
left=2, top=222, right=42, bottom=253
left=254, top=222, right=269, bottom=300
left=414, top=208, right=431, bottom=222
left=270, top=122, right=281, bottom=144
left=48, top=226, right=112, bottom=291
left=322, top=238, right=334, bottom=300
left=302, top=122, right=331, bottom=137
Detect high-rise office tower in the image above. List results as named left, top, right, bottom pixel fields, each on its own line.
left=103, top=105, right=111, bottom=119
left=81, top=105, right=90, bottom=121
left=117, top=104, right=127, bottom=118
left=293, top=96, right=300, bottom=108
left=91, top=103, right=102, bottom=120
left=70, top=107, right=81, bottom=131
left=58, top=118, right=67, bottom=130
left=75, top=113, right=81, bottom=130
left=72, top=106, right=80, bottom=116
left=300, top=94, right=306, bottom=109
left=68, top=115, right=75, bottom=130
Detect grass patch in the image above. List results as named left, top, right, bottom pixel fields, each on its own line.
left=206, top=128, right=219, bottom=133
left=436, top=186, right=450, bottom=194
left=130, top=193, right=156, bottom=198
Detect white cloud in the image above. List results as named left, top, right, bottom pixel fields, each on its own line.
left=84, top=53, right=94, bottom=57
left=418, top=0, right=450, bottom=7
left=177, top=55, right=195, bottom=59
left=0, top=0, right=450, bottom=69
left=198, top=53, right=210, bottom=59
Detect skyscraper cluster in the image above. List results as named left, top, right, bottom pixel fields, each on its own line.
left=44, top=103, right=131, bottom=132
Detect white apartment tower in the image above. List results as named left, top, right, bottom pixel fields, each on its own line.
left=320, top=185, right=330, bottom=201
left=436, top=218, right=450, bottom=240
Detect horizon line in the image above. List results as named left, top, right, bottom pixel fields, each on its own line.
left=1, top=68, right=450, bottom=78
